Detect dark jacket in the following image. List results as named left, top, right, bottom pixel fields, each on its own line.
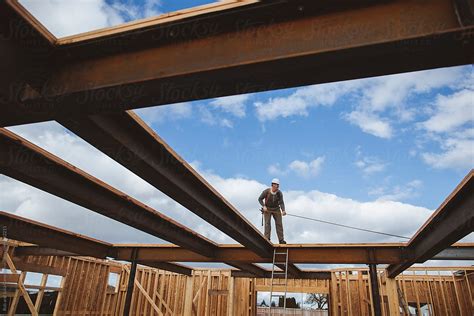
left=258, top=188, right=285, bottom=212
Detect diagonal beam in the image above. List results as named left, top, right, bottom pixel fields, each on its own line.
left=13, top=247, right=80, bottom=257
left=387, top=170, right=474, bottom=278
left=1, top=211, right=194, bottom=275
left=0, top=129, right=217, bottom=257
left=275, top=263, right=302, bottom=278
left=225, top=262, right=268, bottom=278
left=2, top=0, right=473, bottom=126
left=59, top=111, right=273, bottom=257
left=0, top=211, right=113, bottom=258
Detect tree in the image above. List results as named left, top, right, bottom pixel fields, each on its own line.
left=305, top=293, right=328, bottom=310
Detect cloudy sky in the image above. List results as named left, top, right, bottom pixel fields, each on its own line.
left=3, top=1, right=473, bottom=269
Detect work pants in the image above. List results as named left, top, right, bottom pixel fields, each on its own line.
left=263, top=210, right=284, bottom=242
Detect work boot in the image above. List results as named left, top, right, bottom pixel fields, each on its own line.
left=279, top=240, right=286, bottom=244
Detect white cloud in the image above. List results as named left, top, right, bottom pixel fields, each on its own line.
left=422, top=137, right=474, bottom=170
left=345, top=110, right=393, bottom=139
left=255, top=96, right=309, bottom=121
left=267, top=163, right=287, bottom=176
left=355, top=156, right=387, bottom=176
left=135, top=102, right=192, bottom=125
left=267, top=157, right=325, bottom=178
left=254, top=80, right=361, bottom=122
left=416, top=78, right=474, bottom=170
left=199, top=107, right=234, bottom=128
left=20, top=0, right=163, bottom=38
left=210, top=94, right=249, bottom=118
left=288, top=157, right=325, bottom=178
left=420, top=89, right=474, bottom=133
left=370, top=179, right=423, bottom=202
left=193, top=166, right=433, bottom=244
left=342, top=67, right=467, bottom=138
left=359, top=67, right=463, bottom=114
left=253, top=65, right=469, bottom=139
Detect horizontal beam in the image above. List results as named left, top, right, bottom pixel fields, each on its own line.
left=115, top=244, right=406, bottom=264
left=59, top=111, right=273, bottom=257
left=387, top=170, right=474, bottom=278
left=13, top=243, right=474, bottom=262
left=0, top=129, right=217, bottom=257
left=3, top=0, right=473, bottom=125
left=1, top=257, right=68, bottom=276
left=0, top=211, right=114, bottom=258
left=137, top=261, right=192, bottom=276
left=114, top=243, right=474, bottom=264
left=231, top=270, right=331, bottom=280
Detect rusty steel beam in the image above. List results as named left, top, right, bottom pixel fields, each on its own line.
left=1, top=0, right=473, bottom=126
left=0, top=129, right=217, bottom=257
left=13, top=247, right=80, bottom=257
left=114, top=243, right=474, bottom=264
left=230, top=269, right=331, bottom=280
left=276, top=263, right=302, bottom=279
left=226, top=262, right=315, bottom=280
left=114, top=244, right=406, bottom=264
left=2, top=211, right=194, bottom=275
left=59, top=111, right=273, bottom=257
left=225, top=262, right=268, bottom=278
left=387, top=170, right=474, bottom=278
left=0, top=211, right=113, bottom=258
left=137, top=261, right=193, bottom=276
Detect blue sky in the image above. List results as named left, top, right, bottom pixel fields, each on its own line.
left=4, top=1, right=473, bottom=257
left=136, top=65, right=473, bottom=210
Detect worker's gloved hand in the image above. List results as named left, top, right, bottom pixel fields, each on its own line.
left=282, top=211, right=287, bottom=216
left=263, top=206, right=267, bottom=212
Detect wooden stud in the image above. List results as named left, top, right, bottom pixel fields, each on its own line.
left=425, top=271, right=435, bottom=315
left=411, top=271, right=421, bottom=316
left=385, top=275, right=400, bottom=316
left=227, top=274, right=234, bottom=316
left=184, top=275, right=194, bottom=315
left=464, top=270, right=473, bottom=311
left=34, top=273, right=48, bottom=311
left=53, top=271, right=66, bottom=316
left=4, top=253, right=38, bottom=316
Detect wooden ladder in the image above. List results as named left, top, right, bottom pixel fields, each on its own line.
left=269, top=248, right=289, bottom=313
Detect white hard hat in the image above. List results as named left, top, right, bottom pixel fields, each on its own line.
left=271, top=178, right=280, bottom=185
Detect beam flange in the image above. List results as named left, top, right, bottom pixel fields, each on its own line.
left=0, top=211, right=113, bottom=258
left=137, top=261, right=193, bottom=276
left=114, top=243, right=474, bottom=264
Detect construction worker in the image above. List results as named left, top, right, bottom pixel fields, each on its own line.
left=258, top=178, right=286, bottom=244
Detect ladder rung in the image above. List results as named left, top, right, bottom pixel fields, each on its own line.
left=274, top=252, right=287, bottom=254
left=274, top=262, right=287, bottom=264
